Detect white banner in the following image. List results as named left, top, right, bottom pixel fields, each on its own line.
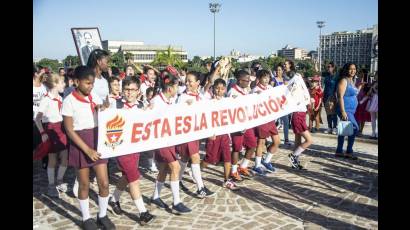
left=97, top=75, right=310, bottom=158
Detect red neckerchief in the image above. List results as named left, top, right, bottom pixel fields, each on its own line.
left=124, top=101, right=138, bottom=109
left=185, top=90, right=201, bottom=101
left=144, top=80, right=155, bottom=88
left=232, top=84, right=246, bottom=95
left=159, top=92, right=171, bottom=105
left=45, top=92, right=62, bottom=112
left=257, top=83, right=267, bottom=91
left=110, top=95, right=122, bottom=100
left=71, top=90, right=96, bottom=113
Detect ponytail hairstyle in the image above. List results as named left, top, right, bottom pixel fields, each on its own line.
left=43, top=73, right=63, bottom=90
left=160, top=74, right=179, bottom=92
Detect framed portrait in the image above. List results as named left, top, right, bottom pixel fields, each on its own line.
left=71, top=27, right=103, bottom=65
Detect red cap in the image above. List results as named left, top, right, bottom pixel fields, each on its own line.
left=165, top=65, right=178, bottom=76
left=312, top=75, right=321, bottom=81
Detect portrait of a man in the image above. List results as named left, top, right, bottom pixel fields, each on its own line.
left=71, top=28, right=103, bottom=65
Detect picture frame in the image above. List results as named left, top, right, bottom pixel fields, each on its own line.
left=71, top=27, right=103, bottom=65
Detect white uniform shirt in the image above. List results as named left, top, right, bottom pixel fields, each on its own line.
left=140, top=81, right=155, bottom=100
left=62, top=91, right=102, bottom=131
left=176, top=90, right=205, bottom=104
left=251, top=83, right=273, bottom=94
left=33, top=84, right=47, bottom=120
left=38, top=93, right=63, bottom=123
left=151, top=92, right=174, bottom=110
left=227, top=84, right=250, bottom=98
left=92, top=76, right=109, bottom=102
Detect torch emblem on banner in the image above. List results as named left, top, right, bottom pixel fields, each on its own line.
left=104, top=115, right=125, bottom=150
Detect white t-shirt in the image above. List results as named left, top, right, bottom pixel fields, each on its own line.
left=92, top=76, right=109, bottom=102
left=176, top=90, right=205, bottom=104
left=251, top=83, right=273, bottom=94
left=33, top=84, right=48, bottom=120
left=61, top=91, right=102, bottom=131
left=38, top=94, right=63, bottom=123
left=151, top=92, right=174, bottom=110
left=227, top=84, right=250, bottom=98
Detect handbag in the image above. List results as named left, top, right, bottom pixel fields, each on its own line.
left=366, top=94, right=378, bottom=113
left=337, top=118, right=354, bottom=136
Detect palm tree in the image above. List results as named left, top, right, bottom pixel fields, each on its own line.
left=124, top=52, right=134, bottom=62
left=151, top=45, right=182, bottom=67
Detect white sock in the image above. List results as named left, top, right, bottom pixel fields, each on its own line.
left=170, top=180, right=181, bottom=205
left=264, top=153, right=273, bottom=163
left=57, top=166, right=67, bottom=182
left=47, top=168, right=55, bottom=185
left=191, top=164, right=204, bottom=190
left=178, top=160, right=188, bottom=181
left=255, top=156, right=262, bottom=168
left=231, top=164, right=238, bottom=173
left=293, top=146, right=305, bottom=156
left=134, top=197, right=147, bottom=213
left=111, top=188, right=123, bottom=203
left=240, top=158, right=249, bottom=169
left=78, top=198, right=90, bottom=221
left=152, top=181, right=164, bottom=199
left=148, top=157, right=157, bottom=169
left=98, top=195, right=109, bottom=218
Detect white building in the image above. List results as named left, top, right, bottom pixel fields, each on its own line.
left=370, top=24, right=378, bottom=74
left=119, top=44, right=188, bottom=64
left=101, top=40, right=144, bottom=53
left=277, top=45, right=308, bottom=60
left=227, top=49, right=263, bottom=63
left=320, top=25, right=376, bottom=70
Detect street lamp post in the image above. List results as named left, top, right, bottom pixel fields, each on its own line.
left=209, top=3, right=221, bottom=61
left=316, top=21, right=325, bottom=72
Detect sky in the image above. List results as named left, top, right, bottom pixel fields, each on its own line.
left=33, top=0, right=378, bottom=61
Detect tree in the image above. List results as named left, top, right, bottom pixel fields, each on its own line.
left=63, top=55, right=80, bottom=67
left=186, top=56, right=207, bottom=73
left=36, top=58, right=62, bottom=72
left=124, top=52, right=134, bottom=62
left=110, top=51, right=125, bottom=70
left=152, top=46, right=183, bottom=67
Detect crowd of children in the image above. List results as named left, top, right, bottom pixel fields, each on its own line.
left=33, top=50, right=315, bottom=230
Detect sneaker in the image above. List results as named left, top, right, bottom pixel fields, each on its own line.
left=332, top=128, right=338, bottom=134
left=179, top=181, right=189, bottom=192
left=149, top=166, right=159, bottom=173
left=261, top=160, right=276, bottom=173
left=284, top=140, right=291, bottom=146
left=238, top=166, right=253, bottom=178
left=288, top=153, right=299, bottom=169
left=203, top=187, right=215, bottom=197
left=251, top=166, right=267, bottom=176
left=172, top=202, right=191, bottom=214
left=230, top=171, right=243, bottom=182
left=326, top=128, right=332, bottom=134
left=223, top=179, right=240, bottom=190
left=96, top=215, right=115, bottom=230
left=150, top=198, right=169, bottom=209
left=82, top=218, right=98, bottom=230
left=47, top=184, right=59, bottom=198
left=139, top=211, right=156, bottom=225
left=56, top=181, right=68, bottom=193
left=73, top=178, right=79, bottom=198
left=108, top=197, right=123, bottom=216
left=196, top=187, right=207, bottom=199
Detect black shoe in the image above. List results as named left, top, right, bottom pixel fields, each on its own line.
left=139, top=211, right=156, bottom=225
left=179, top=181, right=189, bottom=192
left=172, top=202, right=191, bottom=214
left=82, top=218, right=98, bottom=230
left=108, top=197, right=123, bottom=216
left=288, top=153, right=298, bottom=168
left=96, top=215, right=115, bottom=230
left=150, top=198, right=169, bottom=209
left=203, top=186, right=215, bottom=197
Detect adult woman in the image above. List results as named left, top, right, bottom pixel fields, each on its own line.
left=272, top=63, right=290, bottom=145
left=323, top=62, right=338, bottom=134
left=335, top=63, right=365, bottom=159
left=87, top=49, right=110, bottom=103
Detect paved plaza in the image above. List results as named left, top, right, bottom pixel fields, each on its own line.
left=33, top=119, right=378, bottom=230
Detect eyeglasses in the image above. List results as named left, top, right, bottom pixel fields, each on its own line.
left=124, top=88, right=138, bottom=92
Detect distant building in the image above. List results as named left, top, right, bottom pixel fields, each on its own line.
left=320, top=25, right=376, bottom=70
left=370, top=25, right=378, bottom=74
left=101, top=40, right=188, bottom=64
left=227, top=49, right=263, bottom=63
left=277, top=45, right=308, bottom=60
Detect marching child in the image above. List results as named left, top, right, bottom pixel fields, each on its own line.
left=107, top=76, right=122, bottom=107
left=176, top=71, right=214, bottom=198
left=35, top=73, right=68, bottom=198
left=149, top=74, right=192, bottom=214
left=308, top=75, right=323, bottom=133
left=143, top=86, right=159, bottom=173
left=62, top=66, right=115, bottom=230
left=227, top=69, right=258, bottom=181
left=200, top=79, right=239, bottom=190
left=108, top=76, right=155, bottom=225
left=140, top=66, right=157, bottom=101
left=251, top=70, right=281, bottom=175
